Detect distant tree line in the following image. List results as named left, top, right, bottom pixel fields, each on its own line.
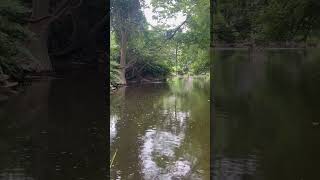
left=212, top=0, right=320, bottom=46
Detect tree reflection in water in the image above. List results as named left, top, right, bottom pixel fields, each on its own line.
left=110, top=77, right=210, bottom=179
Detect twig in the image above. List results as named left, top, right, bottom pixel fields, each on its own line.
left=110, top=149, right=118, bottom=168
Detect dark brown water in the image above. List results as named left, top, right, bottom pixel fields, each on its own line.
left=212, top=49, right=320, bottom=180
left=3, top=50, right=319, bottom=180
left=110, top=77, right=210, bottom=179
left=0, top=71, right=106, bottom=180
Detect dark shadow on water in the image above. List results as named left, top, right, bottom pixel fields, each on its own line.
left=0, top=69, right=106, bottom=180
left=212, top=49, right=320, bottom=180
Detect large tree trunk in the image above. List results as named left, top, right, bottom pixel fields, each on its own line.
left=120, top=30, right=128, bottom=85
left=28, top=0, right=53, bottom=71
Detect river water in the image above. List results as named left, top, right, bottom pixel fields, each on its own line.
left=0, top=70, right=106, bottom=180
left=110, top=77, right=210, bottom=179
left=212, top=49, right=320, bottom=179
left=2, top=50, right=319, bottom=180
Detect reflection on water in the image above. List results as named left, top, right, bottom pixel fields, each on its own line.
left=110, top=77, right=210, bottom=179
left=214, top=154, right=260, bottom=179
left=0, top=168, right=34, bottom=180
left=110, top=115, right=118, bottom=144
left=140, top=129, right=189, bottom=179
left=0, top=71, right=106, bottom=180
left=213, top=49, right=320, bottom=179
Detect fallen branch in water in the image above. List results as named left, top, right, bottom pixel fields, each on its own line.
left=110, top=149, right=118, bottom=168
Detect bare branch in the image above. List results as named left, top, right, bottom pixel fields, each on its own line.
left=89, top=14, right=109, bottom=35
left=28, top=0, right=83, bottom=24
left=27, top=15, right=52, bottom=23
left=166, top=17, right=189, bottom=40
left=125, top=59, right=138, bottom=68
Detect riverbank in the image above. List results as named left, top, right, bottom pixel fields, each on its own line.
left=110, top=74, right=210, bottom=94
left=0, top=74, right=18, bottom=102
left=0, top=72, right=60, bottom=103
left=0, top=69, right=106, bottom=179
left=0, top=61, right=104, bottom=103
left=213, top=42, right=320, bottom=49
left=110, top=76, right=168, bottom=94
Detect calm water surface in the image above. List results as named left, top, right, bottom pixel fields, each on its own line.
left=213, top=49, right=320, bottom=180
left=3, top=50, right=319, bottom=180
left=0, top=70, right=106, bottom=180
left=110, top=78, right=210, bottom=179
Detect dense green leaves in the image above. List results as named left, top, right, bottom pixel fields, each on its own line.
left=0, top=0, right=32, bottom=78
left=111, top=0, right=146, bottom=41
left=149, top=0, right=210, bottom=75
left=110, top=0, right=209, bottom=85
left=214, top=0, right=320, bottom=43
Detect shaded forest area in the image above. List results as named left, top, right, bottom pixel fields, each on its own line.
left=0, top=0, right=107, bottom=101
left=110, top=0, right=210, bottom=88
left=212, top=0, right=320, bottom=47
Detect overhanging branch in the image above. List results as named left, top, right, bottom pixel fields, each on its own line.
left=27, top=0, right=83, bottom=24
left=166, top=17, right=189, bottom=40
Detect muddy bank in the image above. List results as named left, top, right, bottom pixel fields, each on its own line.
left=0, top=61, right=104, bottom=103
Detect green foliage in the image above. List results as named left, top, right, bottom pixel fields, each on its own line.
left=110, top=31, right=122, bottom=84
left=214, top=0, right=320, bottom=43
left=111, top=0, right=146, bottom=41
left=110, top=60, right=122, bottom=85
left=0, top=0, right=32, bottom=78
left=126, top=30, right=172, bottom=78
left=110, top=31, right=119, bottom=61
left=258, top=0, right=320, bottom=42
left=213, top=12, right=237, bottom=43
left=149, top=0, right=210, bottom=75
left=110, top=0, right=210, bottom=86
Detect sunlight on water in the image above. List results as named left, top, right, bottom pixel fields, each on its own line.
left=110, top=78, right=210, bottom=179
left=110, top=115, right=118, bottom=143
